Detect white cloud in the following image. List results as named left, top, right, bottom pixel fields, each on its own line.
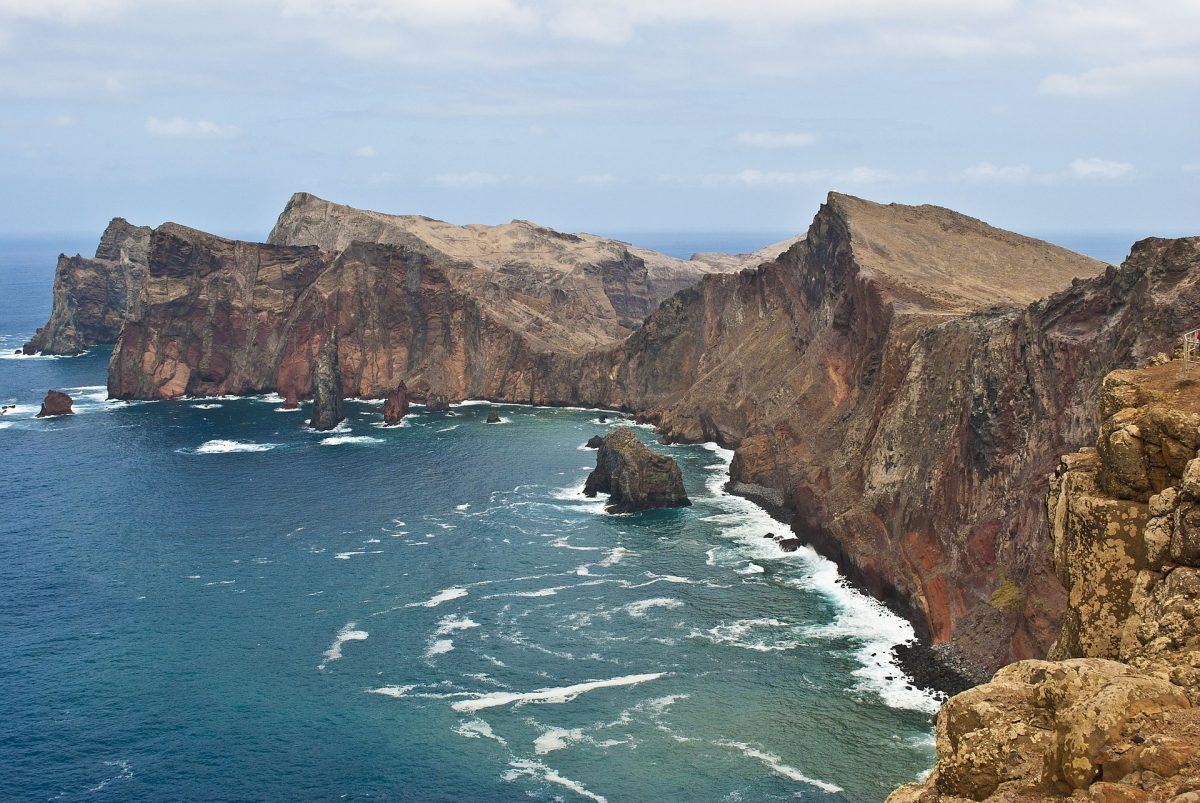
left=145, top=116, right=242, bottom=139
left=49, top=113, right=77, bottom=127
left=660, top=165, right=895, bottom=188
left=1039, top=57, right=1200, bottom=96
left=279, top=0, right=537, bottom=29
left=353, top=145, right=377, bottom=158
left=0, top=0, right=128, bottom=23
left=837, top=165, right=896, bottom=184
left=1068, top=157, right=1134, bottom=179
left=735, top=131, right=817, bottom=148
left=429, top=171, right=507, bottom=188
left=577, top=173, right=621, bottom=186
left=1185, top=164, right=1200, bottom=174
left=959, top=161, right=1032, bottom=184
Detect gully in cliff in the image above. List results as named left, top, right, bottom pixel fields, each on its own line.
left=308, top=336, right=344, bottom=432
left=583, top=427, right=691, bottom=513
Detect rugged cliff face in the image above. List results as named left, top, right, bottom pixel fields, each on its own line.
left=268, top=191, right=763, bottom=340
left=21, top=218, right=151, bottom=355
left=891, top=363, right=1200, bottom=802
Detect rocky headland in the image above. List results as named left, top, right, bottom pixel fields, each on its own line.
left=583, top=427, right=691, bottom=512
left=23, top=190, right=1200, bottom=685
left=891, top=362, right=1200, bottom=802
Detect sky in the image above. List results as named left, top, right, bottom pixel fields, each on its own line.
left=0, top=0, right=1197, bottom=241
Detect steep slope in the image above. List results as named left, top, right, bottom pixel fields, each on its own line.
left=891, top=363, right=1200, bottom=802
left=267, top=192, right=762, bottom=340
left=534, top=196, right=1198, bottom=675
left=21, top=218, right=151, bottom=355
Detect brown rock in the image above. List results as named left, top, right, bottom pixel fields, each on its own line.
left=585, top=435, right=604, bottom=449
left=425, top=393, right=450, bottom=413
left=583, top=427, right=690, bottom=513
left=282, top=390, right=300, bottom=410
left=382, top=381, right=408, bottom=425
left=36, top=390, right=74, bottom=417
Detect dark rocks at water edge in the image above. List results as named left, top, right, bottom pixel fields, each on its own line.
left=583, top=427, right=690, bottom=513
left=309, top=336, right=343, bottom=431
left=36, top=390, right=74, bottom=417
left=485, top=410, right=501, bottom=424
left=383, top=381, right=409, bottom=425
left=282, top=390, right=300, bottom=410
left=585, top=435, right=604, bottom=449
left=425, top=393, right=450, bottom=413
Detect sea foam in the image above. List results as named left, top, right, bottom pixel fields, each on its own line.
left=451, top=672, right=667, bottom=713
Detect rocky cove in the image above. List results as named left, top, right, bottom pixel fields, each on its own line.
left=14, top=190, right=1200, bottom=798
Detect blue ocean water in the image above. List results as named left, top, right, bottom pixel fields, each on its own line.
left=0, top=234, right=951, bottom=802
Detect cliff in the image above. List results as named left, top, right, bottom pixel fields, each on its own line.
left=22, top=218, right=151, bottom=355
left=891, top=362, right=1200, bottom=801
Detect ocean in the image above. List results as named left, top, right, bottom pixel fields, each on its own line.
left=0, top=229, right=1133, bottom=802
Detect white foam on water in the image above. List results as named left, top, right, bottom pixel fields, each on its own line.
left=273, top=406, right=302, bottom=413
left=452, top=672, right=667, bottom=713
left=435, top=615, right=480, bottom=635
left=701, top=440, right=942, bottom=714
left=736, top=562, right=765, bottom=575
left=189, top=439, right=281, bottom=454
left=319, top=622, right=368, bottom=670
left=367, top=684, right=416, bottom=698
left=621, top=597, right=683, bottom=618
left=691, top=618, right=803, bottom=652
left=503, top=759, right=607, bottom=803
left=0, top=421, right=10, bottom=430
left=455, top=502, right=471, bottom=511
left=549, top=536, right=603, bottom=552
left=85, top=759, right=134, bottom=793
left=190, top=403, right=222, bottom=410
left=575, top=565, right=590, bottom=576
left=533, top=726, right=585, bottom=755
left=255, top=393, right=285, bottom=403
left=320, top=435, right=384, bottom=446
left=335, top=550, right=365, bottom=560
left=598, top=546, right=630, bottom=566
left=454, top=718, right=507, bottom=746
left=436, top=425, right=459, bottom=432
left=715, top=740, right=842, bottom=793
left=425, top=638, right=454, bottom=657
left=408, top=587, right=468, bottom=608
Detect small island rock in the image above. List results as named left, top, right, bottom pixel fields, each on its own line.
left=36, top=390, right=74, bottom=417
left=383, top=381, right=409, bottom=425
left=282, top=390, right=300, bottom=410
left=585, top=435, right=604, bottom=449
left=485, top=410, right=501, bottom=424
left=425, top=393, right=450, bottom=413
left=583, top=427, right=690, bottom=513
left=309, top=336, right=343, bottom=431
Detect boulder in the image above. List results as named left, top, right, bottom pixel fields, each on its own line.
left=36, top=390, right=74, bottom=417
left=583, top=427, right=690, bottom=513
left=485, top=410, right=501, bottom=424
left=598, top=415, right=607, bottom=423
left=383, top=381, right=409, bottom=425
left=309, top=336, right=343, bottom=431
left=585, top=435, right=604, bottom=449
left=778, top=538, right=802, bottom=552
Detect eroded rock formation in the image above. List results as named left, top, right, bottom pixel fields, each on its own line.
left=382, top=381, right=408, bottom=425
left=891, top=362, right=1200, bottom=802
left=36, top=390, right=74, bottom=417
left=22, top=218, right=151, bottom=355
left=583, top=427, right=690, bottom=512
left=309, top=335, right=343, bottom=432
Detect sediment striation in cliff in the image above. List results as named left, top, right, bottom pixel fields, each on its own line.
left=891, top=362, right=1200, bottom=802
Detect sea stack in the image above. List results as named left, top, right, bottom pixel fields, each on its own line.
left=425, top=393, right=450, bottom=413
left=383, top=381, right=409, bottom=425
left=583, top=427, right=690, bottom=513
left=585, top=435, right=604, bottom=449
left=309, top=336, right=343, bottom=431
left=36, top=390, right=74, bottom=417
left=485, top=410, right=501, bottom=424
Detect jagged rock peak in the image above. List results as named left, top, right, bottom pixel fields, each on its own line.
left=309, top=334, right=343, bottom=432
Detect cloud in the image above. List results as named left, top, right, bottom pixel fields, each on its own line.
left=0, top=0, right=128, bottom=23
left=279, top=0, right=537, bottom=29
left=49, top=113, right=77, bottom=127
left=735, top=131, right=817, bottom=148
left=353, top=145, right=378, bottom=158
left=1185, top=164, right=1200, bottom=175
left=1068, top=157, right=1134, bottom=179
left=1039, top=57, right=1200, bottom=96
left=959, top=161, right=1032, bottom=184
left=429, top=171, right=508, bottom=188
left=577, top=174, right=621, bottom=186
left=145, top=116, right=241, bottom=139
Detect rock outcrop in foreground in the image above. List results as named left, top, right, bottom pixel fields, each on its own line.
left=309, top=336, right=343, bottom=432
left=583, top=427, right=690, bottom=512
left=891, top=363, right=1200, bottom=802
left=36, top=390, right=74, bottom=417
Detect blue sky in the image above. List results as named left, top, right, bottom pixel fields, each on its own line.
left=0, top=0, right=1197, bottom=240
